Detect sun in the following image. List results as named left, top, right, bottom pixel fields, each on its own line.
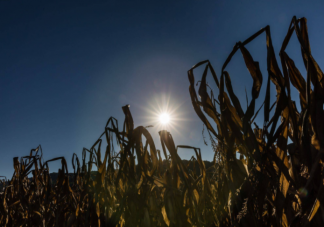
left=159, top=112, right=170, bottom=125
left=141, top=93, right=187, bottom=135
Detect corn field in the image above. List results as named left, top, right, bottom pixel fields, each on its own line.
left=1, top=16, right=324, bottom=226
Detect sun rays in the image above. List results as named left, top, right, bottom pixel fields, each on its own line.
left=159, top=112, right=170, bottom=125
left=140, top=93, right=188, bottom=137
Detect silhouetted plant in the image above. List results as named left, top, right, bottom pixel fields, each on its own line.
left=1, top=16, right=323, bottom=227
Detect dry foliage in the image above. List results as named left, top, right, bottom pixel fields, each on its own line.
left=188, top=16, right=324, bottom=226
left=1, top=16, right=324, bottom=226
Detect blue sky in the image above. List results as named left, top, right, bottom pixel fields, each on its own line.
left=1, top=0, right=324, bottom=177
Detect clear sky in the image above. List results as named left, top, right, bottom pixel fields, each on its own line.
left=1, top=0, right=324, bottom=177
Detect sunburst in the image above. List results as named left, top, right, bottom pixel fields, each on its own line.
left=159, top=112, right=170, bottom=125
left=140, top=93, right=187, bottom=136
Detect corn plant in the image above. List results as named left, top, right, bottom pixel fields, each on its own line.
left=1, top=16, right=323, bottom=227
left=188, top=16, right=324, bottom=226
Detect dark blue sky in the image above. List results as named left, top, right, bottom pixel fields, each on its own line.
left=1, top=0, right=324, bottom=177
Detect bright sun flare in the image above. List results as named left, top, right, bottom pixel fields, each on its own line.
left=159, top=113, right=170, bottom=125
